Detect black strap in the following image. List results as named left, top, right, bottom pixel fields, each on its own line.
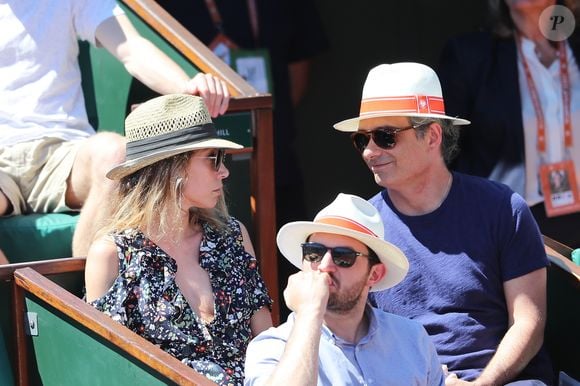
left=126, top=123, right=217, bottom=160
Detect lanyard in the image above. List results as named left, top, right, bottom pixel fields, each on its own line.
left=204, top=0, right=260, bottom=45
left=516, top=35, right=573, bottom=153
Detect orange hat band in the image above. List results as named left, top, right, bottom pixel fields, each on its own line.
left=360, top=95, right=446, bottom=116
left=315, top=216, right=378, bottom=237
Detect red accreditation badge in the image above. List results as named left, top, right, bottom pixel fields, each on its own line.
left=209, top=33, right=239, bottom=66
left=540, top=160, right=580, bottom=217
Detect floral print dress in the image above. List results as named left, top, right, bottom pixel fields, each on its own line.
left=89, top=218, right=272, bottom=386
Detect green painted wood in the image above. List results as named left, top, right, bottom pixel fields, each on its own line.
left=0, top=269, right=85, bottom=386
left=26, top=295, right=177, bottom=386
left=85, top=45, right=130, bottom=134
left=0, top=322, right=14, bottom=386
left=0, top=280, right=14, bottom=386
left=121, top=3, right=197, bottom=75
left=213, top=113, right=253, bottom=148
left=222, top=156, right=252, bottom=233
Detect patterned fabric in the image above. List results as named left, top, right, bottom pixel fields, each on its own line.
left=89, top=218, right=272, bottom=386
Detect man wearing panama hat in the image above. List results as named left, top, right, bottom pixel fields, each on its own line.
left=334, top=62, right=553, bottom=385
left=244, top=193, right=444, bottom=385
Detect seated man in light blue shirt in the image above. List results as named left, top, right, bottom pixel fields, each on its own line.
left=244, top=193, right=444, bottom=386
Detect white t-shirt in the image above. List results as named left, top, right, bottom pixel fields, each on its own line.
left=517, top=37, right=580, bottom=206
left=0, top=0, right=123, bottom=146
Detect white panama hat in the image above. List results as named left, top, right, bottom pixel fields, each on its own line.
left=107, top=94, right=243, bottom=180
left=334, top=62, right=470, bottom=132
left=277, top=193, right=409, bottom=291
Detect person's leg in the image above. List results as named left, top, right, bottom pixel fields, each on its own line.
left=0, top=248, right=8, bottom=265
left=0, top=190, right=10, bottom=215
left=0, top=152, right=26, bottom=216
left=66, top=132, right=126, bottom=257
left=0, top=146, right=11, bottom=216
left=0, top=189, right=8, bottom=264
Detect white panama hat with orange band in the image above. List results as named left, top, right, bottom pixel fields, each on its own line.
left=334, top=62, right=470, bottom=132
left=276, top=193, right=409, bottom=292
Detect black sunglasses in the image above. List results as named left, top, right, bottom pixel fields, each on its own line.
left=301, top=242, right=369, bottom=268
left=350, top=123, right=427, bottom=153
left=203, top=149, right=226, bottom=171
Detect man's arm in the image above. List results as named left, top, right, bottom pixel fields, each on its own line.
left=94, top=14, right=229, bottom=117
left=446, top=268, right=547, bottom=386
left=245, top=271, right=329, bottom=386
left=288, top=60, right=311, bottom=106
left=261, top=303, right=324, bottom=385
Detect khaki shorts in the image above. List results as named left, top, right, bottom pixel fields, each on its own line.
left=0, top=137, right=82, bottom=215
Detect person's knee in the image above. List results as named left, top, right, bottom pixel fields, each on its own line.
left=90, top=132, right=126, bottom=171
left=77, top=132, right=126, bottom=184
left=0, top=189, right=12, bottom=216
left=0, top=248, right=8, bottom=265
left=67, top=132, right=126, bottom=206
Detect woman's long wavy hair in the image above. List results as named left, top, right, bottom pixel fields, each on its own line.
left=99, top=150, right=229, bottom=241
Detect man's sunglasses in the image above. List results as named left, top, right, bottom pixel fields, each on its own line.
left=201, top=149, right=226, bottom=171
left=301, top=242, right=369, bottom=268
left=350, top=123, right=428, bottom=153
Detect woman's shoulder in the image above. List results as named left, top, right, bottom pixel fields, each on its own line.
left=89, top=234, right=117, bottom=252
left=85, top=235, right=121, bottom=303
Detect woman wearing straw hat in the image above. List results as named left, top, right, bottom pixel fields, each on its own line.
left=85, top=94, right=272, bottom=386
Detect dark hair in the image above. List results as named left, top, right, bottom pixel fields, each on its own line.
left=409, top=117, right=461, bottom=166
left=488, top=0, right=514, bottom=37
left=367, top=247, right=381, bottom=266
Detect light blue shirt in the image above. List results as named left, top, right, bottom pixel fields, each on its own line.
left=244, top=305, right=444, bottom=386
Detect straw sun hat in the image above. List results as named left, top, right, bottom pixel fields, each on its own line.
left=106, top=94, right=243, bottom=180
left=334, top=62, right=470, bottom=132
left=277, top=193, right=409, bottom=291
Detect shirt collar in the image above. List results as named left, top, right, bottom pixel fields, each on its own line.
left=321, top=304, right=378, bottom=345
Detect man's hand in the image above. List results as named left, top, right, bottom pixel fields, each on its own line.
left=283, top=271, right=331, bottom=315
left=184, top=73, right=230, bottom=117
left=445, top=373, right=474, bottom=385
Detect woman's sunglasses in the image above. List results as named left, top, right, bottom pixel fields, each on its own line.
left=201, top=149, right=226, bottom=171
left=350, top=123, right=428, bottom=153
left=301, top=242, right=369, bottom=268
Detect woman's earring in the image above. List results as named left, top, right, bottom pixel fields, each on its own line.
left=175, top=177, right=183, bottom=210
